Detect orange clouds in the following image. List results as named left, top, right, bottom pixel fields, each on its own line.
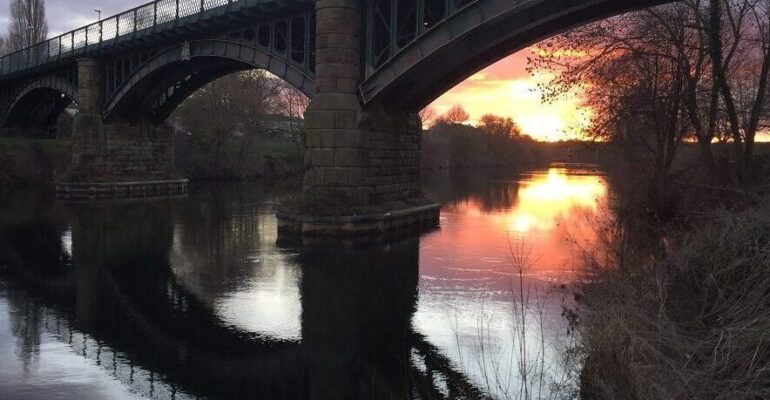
left=428, top=49, right=591, bottom=142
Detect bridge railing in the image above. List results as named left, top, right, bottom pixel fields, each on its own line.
left=0, top=0, right=239, bottom=78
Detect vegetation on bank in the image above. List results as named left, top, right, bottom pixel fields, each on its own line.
left=0, top=138, right=69, bottom=195
left=530, top=0, right=770, bottom=398
left=576, top=203, right=770, bottom=399
left=171, top=71, right=307, bottom=181
left=420, top=105, right=601, bottom=172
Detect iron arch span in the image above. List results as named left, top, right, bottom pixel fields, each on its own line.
left=3, top=76, right=78, bottom=134
left=360, top=0, right=672, bottom=111
left=104, top=39, right=315, bottom=123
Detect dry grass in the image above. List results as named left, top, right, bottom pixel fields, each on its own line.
left=574, top=204, right=770, bottom=400
left=448, top=235, right=581, bottom=400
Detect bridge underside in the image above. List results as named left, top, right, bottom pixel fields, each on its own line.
left=4, top=90, right=72, bottom=137
left=359, top=0, right=670, bottom=110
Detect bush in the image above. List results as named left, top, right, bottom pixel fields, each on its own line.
left=0, top=138, right=70, bottom=194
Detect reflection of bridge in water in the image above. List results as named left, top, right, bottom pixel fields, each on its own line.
left=0, top=200, right=487, bottom=399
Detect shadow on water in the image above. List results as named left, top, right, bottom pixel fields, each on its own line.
left=0, top=191, right=486, bottom=399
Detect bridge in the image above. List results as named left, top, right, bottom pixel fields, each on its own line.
left=0, top=0, right=664, bottom=223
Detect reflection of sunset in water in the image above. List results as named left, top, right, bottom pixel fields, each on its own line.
left=416, top=166, right=610, bottom=396
left=506, top=168, right=607, bottom=235
left=421, top=167, right=608, bottom=281
left=413, top=168, right=608, bottom=397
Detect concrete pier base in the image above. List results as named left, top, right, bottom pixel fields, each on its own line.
left=277, top=204, right=440, bottom=246
left=55, top=179, right=188, bottom=201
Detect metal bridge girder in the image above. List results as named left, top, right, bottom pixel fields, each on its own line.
left=103, top=36, right=315, bottom=122
left=360, top=0, right=671, bottom=110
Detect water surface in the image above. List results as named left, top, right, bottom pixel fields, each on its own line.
left=0, top=166, right=608, bottom=399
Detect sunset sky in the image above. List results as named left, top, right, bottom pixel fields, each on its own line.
left=428, top=49, right=592, bottom=142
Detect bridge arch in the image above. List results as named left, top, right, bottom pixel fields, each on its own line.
left=104, top=39, right=315, bottom=123
left=360, top=0, right=669, bottom=111
left=3, top=76, right=78, bottom=134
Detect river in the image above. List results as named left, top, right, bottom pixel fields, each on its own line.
left=0, top=165, right=609, bottom=399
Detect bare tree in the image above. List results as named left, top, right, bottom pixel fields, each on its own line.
left=276, top=80, right=309, bottom=155
left=0, top=35, right=6, bottom=56
left=707, top=0, right=770, bottom=187
left=172, top=70, right=308, bottom=177
left=532, top=0, right=770, bottom=189
left=533, top=5, right=690, bottom=199
left=437, top=105, right=470, bottom=125
left=7, top=0, right=48, bottom=51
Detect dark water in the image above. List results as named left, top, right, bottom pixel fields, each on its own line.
left=0, top=167, right=608, bottom=399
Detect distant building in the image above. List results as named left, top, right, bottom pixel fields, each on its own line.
left=168, top=114, right=303, bottom=141
left=260, top=115, right=303, bottom=140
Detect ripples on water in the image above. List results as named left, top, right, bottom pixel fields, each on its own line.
left=0, top=166, right=609, bottom=399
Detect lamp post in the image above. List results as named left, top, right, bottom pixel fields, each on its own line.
left=26, top=25, right=34, bottom=47
left=95, top=10, right=102, bottom=42
left=25, top=25, right=33, bottom=67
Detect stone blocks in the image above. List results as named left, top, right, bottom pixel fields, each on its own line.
left=68, top=58, right=177, bottom=186
left=301, top=0, right=424, bottom=210
left=70, top=121, right=175, bottom=182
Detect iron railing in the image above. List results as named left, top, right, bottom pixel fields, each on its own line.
left=0, top=0, right=239, bottom=77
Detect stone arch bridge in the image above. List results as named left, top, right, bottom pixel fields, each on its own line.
left=0, top=0, right=666, bottom=221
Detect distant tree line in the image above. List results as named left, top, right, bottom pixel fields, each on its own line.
left=420, top=105, right=547, bottom=171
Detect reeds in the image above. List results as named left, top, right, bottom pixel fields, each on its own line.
left=574, top=205, right=770, bottom=399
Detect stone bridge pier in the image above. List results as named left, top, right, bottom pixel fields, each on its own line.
left=56, top=59, right=186, bottom=200
left=280, top=0, right=440, bottom=238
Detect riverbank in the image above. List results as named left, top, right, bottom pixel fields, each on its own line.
left=174, top=133, right=302, bottom=181
left=0, top=137, right=70, bottom=195
left=0, top=133, right=607, bottom=197
left=0, top=136, right=302, bottom=196
left=568, top=140, right=770, bottom=399
left=575, top=202, right=770, bottom=399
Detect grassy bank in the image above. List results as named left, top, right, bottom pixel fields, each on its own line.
left=174, top=133, right=302, bottom=181
left=574, top=196, right=770, bottom=399
left=0, top=138, right=71, bottom=195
